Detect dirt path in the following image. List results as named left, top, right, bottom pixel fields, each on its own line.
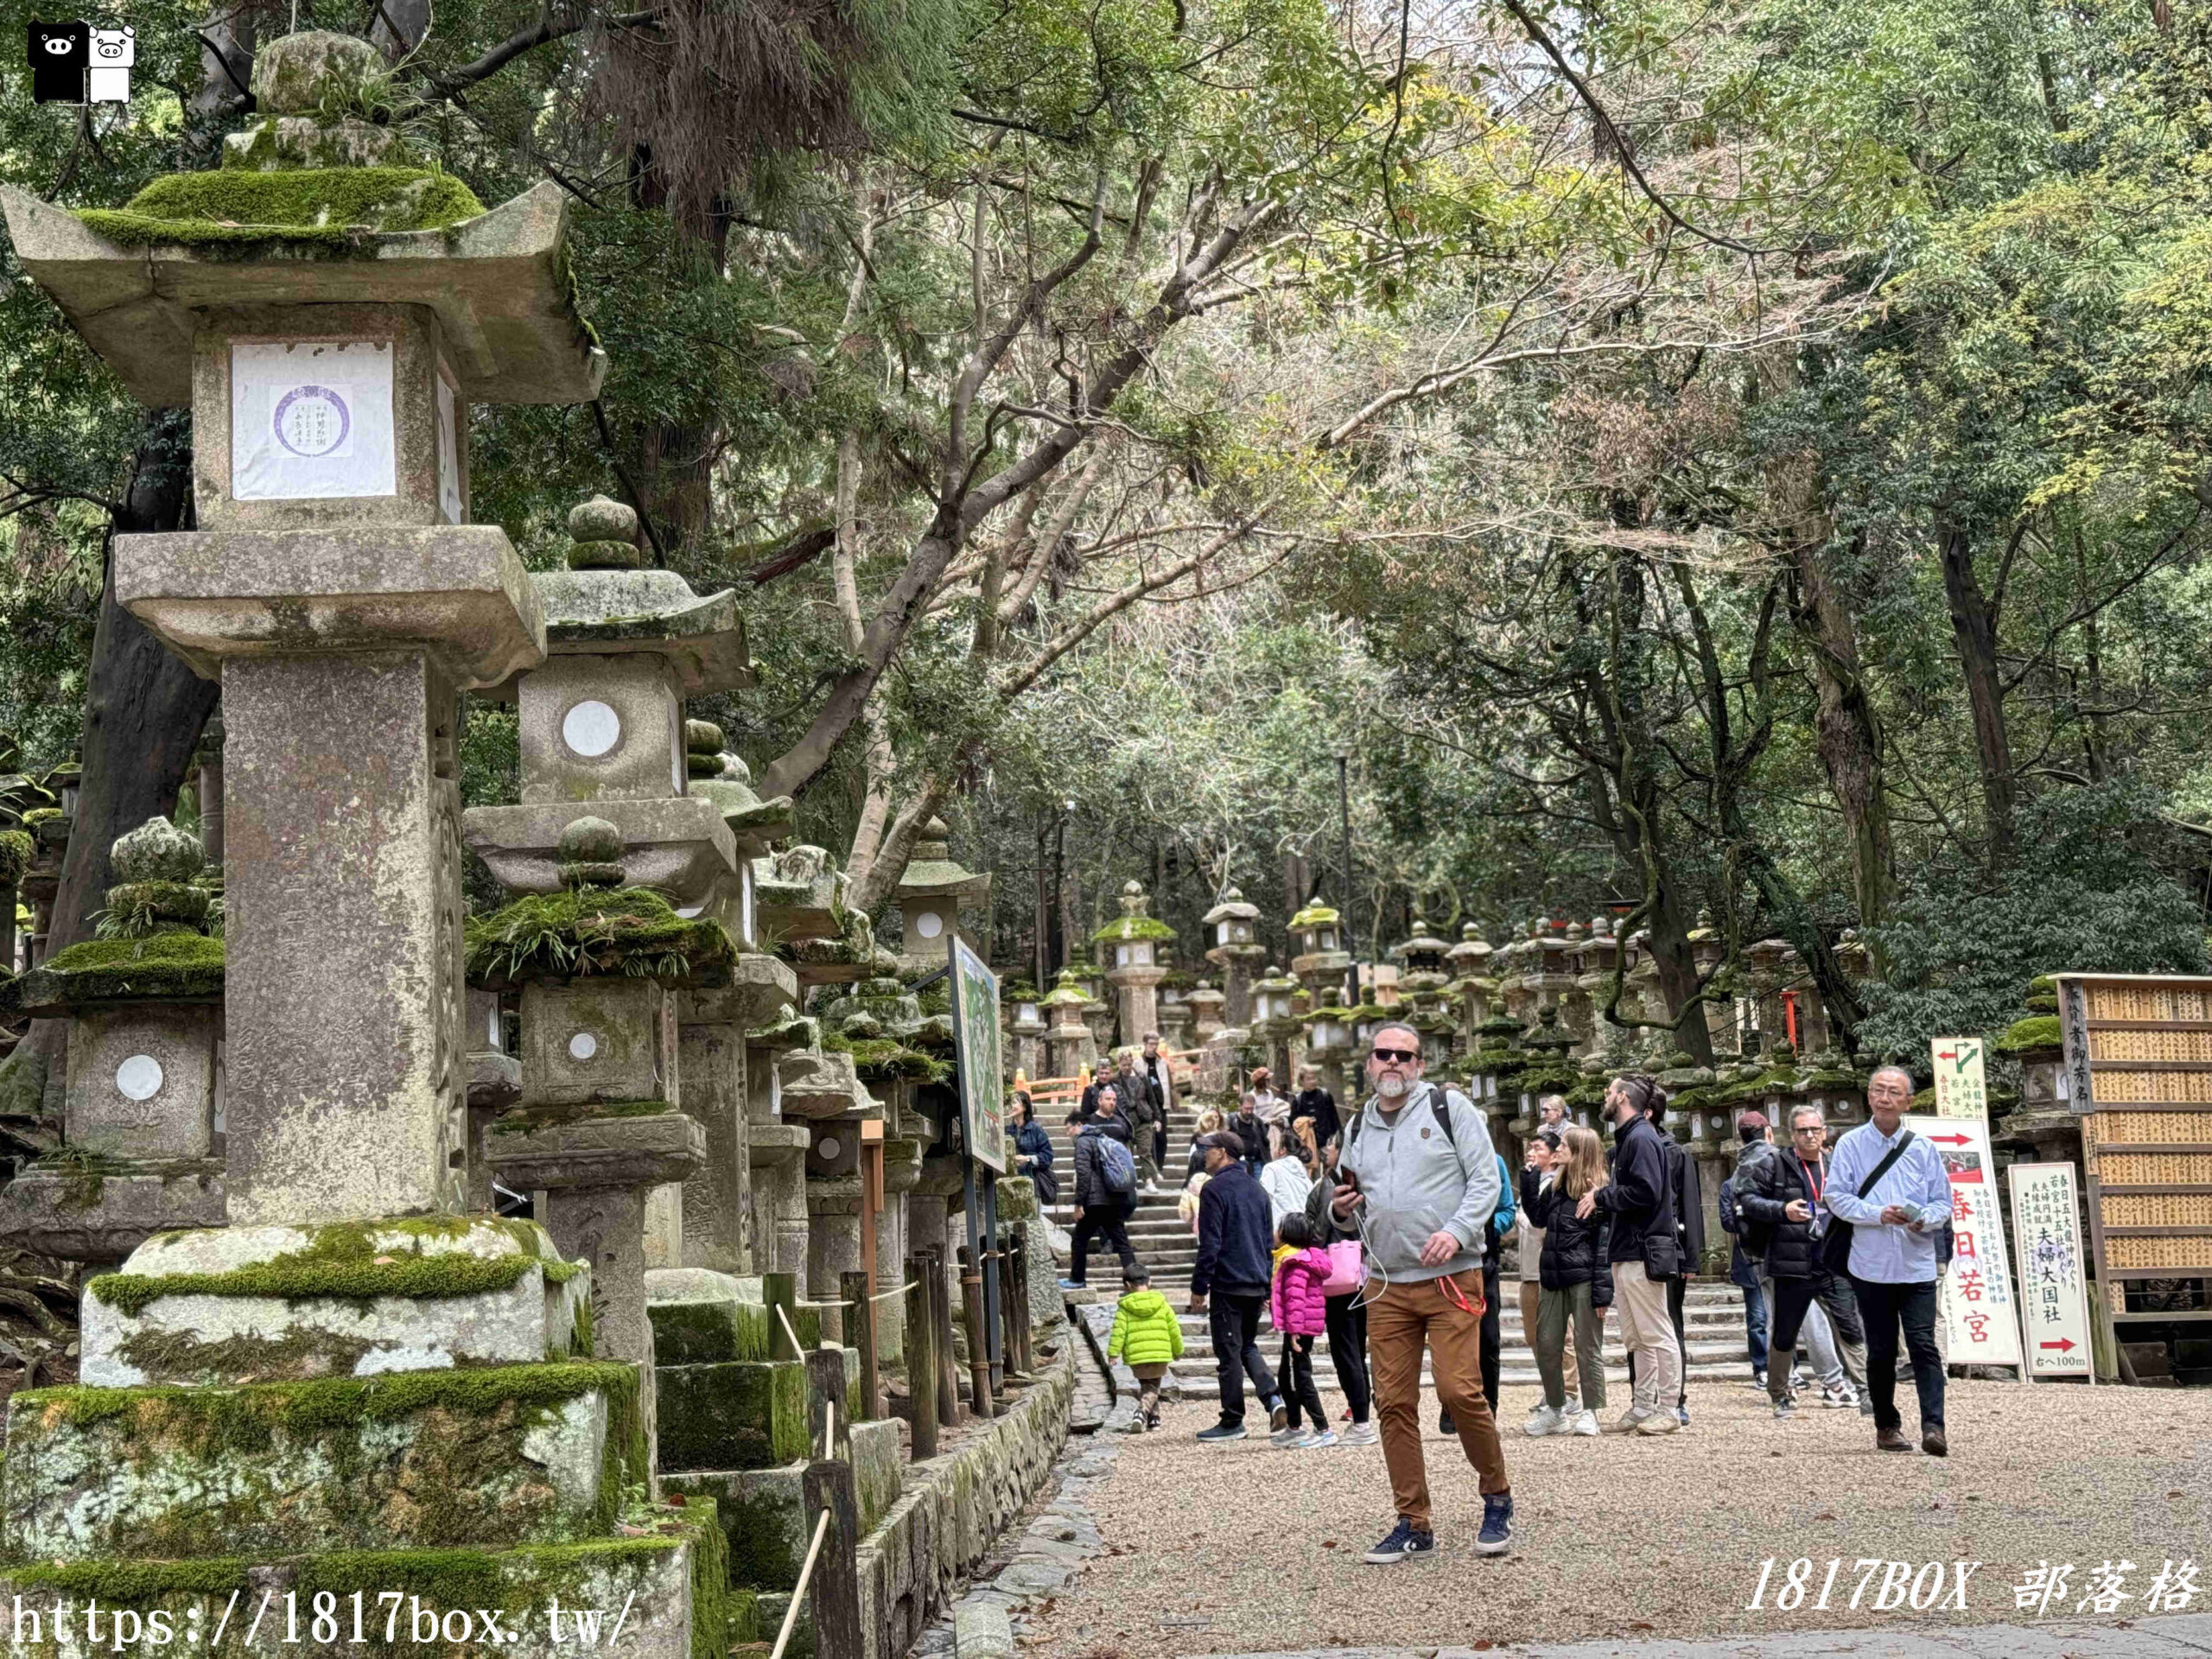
left=1021, top=1376, right=2212, bottom=1656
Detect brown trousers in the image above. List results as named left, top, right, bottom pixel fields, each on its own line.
left=1368, top=1272, right=1510, bottom=1529
left=1518, top=1281, right=1580, bottom=1388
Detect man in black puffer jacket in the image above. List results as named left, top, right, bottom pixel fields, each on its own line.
left=1580, top=1075, right=1681, bottom=1434
left=1736, top=1103, right=1871, bottom=1419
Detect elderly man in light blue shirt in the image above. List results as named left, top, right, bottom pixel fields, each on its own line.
left=1823, top=1065, right=1954, bottom=1457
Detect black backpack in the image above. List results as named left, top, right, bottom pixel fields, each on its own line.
left=1342, top=1084, right=1459, bottom=1155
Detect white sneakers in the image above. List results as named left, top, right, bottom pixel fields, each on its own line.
left=1569, top=1408, right=1599, bottom=1435
left=1300, top=1428, right=1341, bottom=1448
left=1525, top=1405, right=1567, bottom=1437
left=1341, top=1421, right=1380, bottom=1446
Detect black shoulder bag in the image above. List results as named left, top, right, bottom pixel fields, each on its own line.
left=1819, top=1132, right=1917, bottom=1276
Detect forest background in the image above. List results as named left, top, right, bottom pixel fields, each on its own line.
left=7, top=0, right=2212, bottom=1069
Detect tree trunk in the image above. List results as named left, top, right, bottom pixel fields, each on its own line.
left=1936, top=519, right=2015, bottom=861
left=1789, top=530, right=1895, bottom=964
left=48, top=411, right=219, bottom=957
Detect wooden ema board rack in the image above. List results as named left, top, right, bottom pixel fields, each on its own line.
left=2054, top=974, right=2212, bottom=1363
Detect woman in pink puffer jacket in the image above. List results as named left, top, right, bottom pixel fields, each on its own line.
left=1269, top=1214, right=1336, bottom=1446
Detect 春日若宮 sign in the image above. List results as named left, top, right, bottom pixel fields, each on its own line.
left=232, top=340, right=397, bottom=503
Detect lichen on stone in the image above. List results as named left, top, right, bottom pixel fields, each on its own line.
left=0, top=828, right=32, bottom=887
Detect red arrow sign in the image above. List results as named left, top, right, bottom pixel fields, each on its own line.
left=2039, top=1338, right=2076, bottom=1352
left=1928, top=1135, right=1971, bottom=1146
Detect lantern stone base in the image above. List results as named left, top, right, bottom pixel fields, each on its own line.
left=662, top=1416, right=902, bottom=1590
left=79, top=1217, right=589, bottom=1388
left=2, top=1361, right=644, bottom=1560
left=464, top=798, right=737, bottom=906
left=654, top=1359, right=811, bottom=1471
left=0, top=1158, right=224, bottom=1270
left=0, top=1500, right=728, bottom=1659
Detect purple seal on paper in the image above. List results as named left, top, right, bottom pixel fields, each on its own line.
left=271, top=384, right=351, bottom=458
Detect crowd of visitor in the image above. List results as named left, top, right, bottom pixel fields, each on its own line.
left=1046, top=1020, right=1960, bottom=1565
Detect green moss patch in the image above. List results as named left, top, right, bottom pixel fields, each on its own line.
left=87, top=1217, right=561, bottom=1315
left=1996, top=1014, right=2063, bottom=1055
left=0, top=1514, right=716, bottom=1658
left=655, top=1359, right=810, bottom=1472
left=488, top=1098, right=676, bottom=1135
left=1090, top=914, right=1175, bottom=942
left=467, top=887, right=736, bottom=988
left=2, top=931, right=222, bottom=1013
left=8, top=1363, right=646, bottom=1558
left=0, top=828, right=31, bottom=887
left=78, top=168, right=484, bottom=251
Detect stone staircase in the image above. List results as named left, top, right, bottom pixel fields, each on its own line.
left=1044, top=1107, right=1760, bottom=1395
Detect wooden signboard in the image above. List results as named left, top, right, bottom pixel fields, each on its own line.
left=2053, top=973, right=2212, bottom=1377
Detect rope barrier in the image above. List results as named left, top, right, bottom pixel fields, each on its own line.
left=766, top=1508, right=831, bottom=1659
left=774, top=1301, right=805, bottom=1357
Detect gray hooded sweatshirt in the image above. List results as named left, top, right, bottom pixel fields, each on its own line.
left=1338, top=1083, right=1501, bottom=1285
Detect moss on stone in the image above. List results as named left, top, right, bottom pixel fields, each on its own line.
left=0, top=828, right=31, bottom=887
left=1995, top=1014, right=2063, bottom=1056
left=87, top=1217, right=561, bottom=1314
left=3, top=931, right=223, bottom=1012
left=11, top=1363, right=645, bottom=1557
left=488, top=1097, right=676, bottom=1134
left=1090, top=914, right=1175, bottom=943
left=846, top=1039, right=950, bottom=1084
left=19, top=806, right=61, bottom=826
left=115, top=1322, right=378, bottom=1382
left=77, top=167, right=485, bottom=251
left=467, top=886, right=736, bottom=987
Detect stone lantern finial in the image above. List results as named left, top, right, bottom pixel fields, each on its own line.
left=111, top=814, right=205, bottom=887
left=251, top=29, right=385, bottom=113
left=556, top=815, right=625, bottom=888
left=567, top=494, right=642, bottom=570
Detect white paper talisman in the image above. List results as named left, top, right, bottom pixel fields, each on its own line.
left=232, top=340, right=397, bottom=501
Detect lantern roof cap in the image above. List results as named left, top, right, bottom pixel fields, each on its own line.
left=0, top=173, right=606, bottom=407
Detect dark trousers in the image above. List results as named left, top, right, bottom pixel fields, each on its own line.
left=1152, top=1122, right=1167, bottom=1169
left=1208, top=1291, right=1276, bottom=1425
left=1277, top=1332, right=1325, bottom=1429
left=1478, top=1260, right=1501, bottom=1412
left=1849, top=1274, right=1943, bottom=1430
left=1323, top=1290, right=1371, bottom=1423
left=1734, top=1256, right=1770, bottom=1380
left=1068, top=1205, right=1135, bottom=1286
left=1667, top=1274, right=1689, bottom=1407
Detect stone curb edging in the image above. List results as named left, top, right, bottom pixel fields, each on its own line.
left=915, top=1320, right=1124, bottom=1658
left=859, top=1346, right=1077, bottom=1659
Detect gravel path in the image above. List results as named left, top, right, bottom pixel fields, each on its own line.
left=1021, top=1377, right=2212, bottom=1656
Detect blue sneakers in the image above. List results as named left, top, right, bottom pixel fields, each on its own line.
left=1363, top=1517, right=1436, bottom=1564
left=1472, top=1492, right=1513, bottom=1556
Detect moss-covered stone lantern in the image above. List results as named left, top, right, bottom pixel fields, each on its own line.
left=1041, top=966, right=1097, bottom=1078
left=0, top=817, right=226, bottom=1267
left=1203, top=885, right=1267, bottom=1027
left=890, top=817, right=992, bottom=975
left=1095, top=880, right=1173, bottom=1046
left=1443, top=923, right=1496, bottom=1056
left=0, top=38, right=726, bottom=1635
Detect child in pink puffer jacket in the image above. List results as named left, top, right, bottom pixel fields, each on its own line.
left=1270, top=1214, right=1335, bottom=1447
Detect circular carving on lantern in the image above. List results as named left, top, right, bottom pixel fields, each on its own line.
left=562, top=700, right=622, bottom=758
left=817, top=1135, right=842, bottom=1160
left=914, top=911, right=944, bottom=940
left=115, top=1054, right=164, bottom=1101
left=568, top=1031, right=600, bottom=1061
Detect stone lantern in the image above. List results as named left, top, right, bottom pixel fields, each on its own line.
left=1203, top=885, right=1266, bottom=1027
left=1248, top=967, right=1302, bottom=1083
left=0, top=35, right=725, bottom=1633
left=479, top=817, right=713, bottom=1462
left=1294, top=901, right=1357, bottom=1098
left=0, top=817, right=226, bottom=1267
left=1571, top=916, right=1620, bottom=1060
left=1041, top=966, right=1097, bottom=1078
left=1389, top=916, right=1456, bottom=1067
left=1188, top=980, right=1228, bottom=1047
left=890, top=816, right=992, bottom=974
left=1010, top=995, right=1049, bottom=1081
left=1443, top=924, right=1495, bottom=1055
left=1094, top=880, right=1173, bottom=1047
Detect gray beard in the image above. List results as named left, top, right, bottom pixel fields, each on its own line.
left=1376, top=1073, right=1410, bottom=1100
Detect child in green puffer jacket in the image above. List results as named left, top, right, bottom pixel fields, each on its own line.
left=1107, top=1263, right=1185, bottom=1429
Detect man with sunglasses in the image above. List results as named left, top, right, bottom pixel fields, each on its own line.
left=1332, top=1022, right=1513, bottom=1563
left=1736, top=1103, right=1870, bottom=1421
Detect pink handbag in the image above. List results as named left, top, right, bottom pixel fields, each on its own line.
left=1321, top=1238, right=1364, bottom=1295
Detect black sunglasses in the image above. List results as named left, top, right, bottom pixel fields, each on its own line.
left=1370, top=1046, right=1420, bottom=1063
